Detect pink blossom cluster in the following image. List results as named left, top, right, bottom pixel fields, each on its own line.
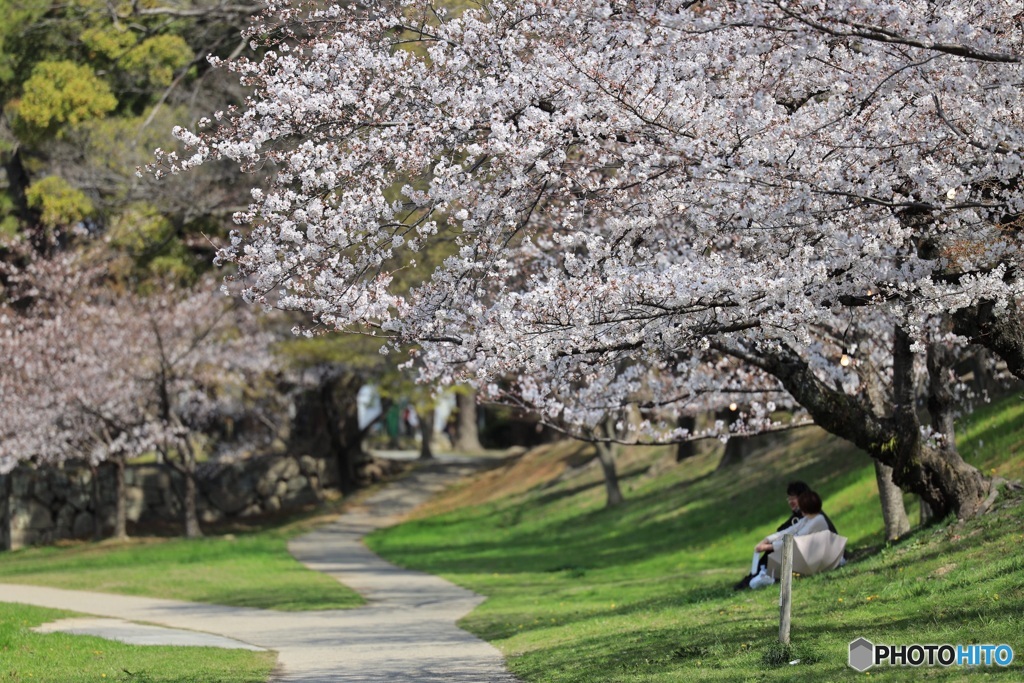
left=158, top=0, right=1023, bottom=439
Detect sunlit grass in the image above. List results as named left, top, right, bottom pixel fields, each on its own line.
left=368, top=396, right=1024, bottom=681
left=0, top=603, right=275, bottom=683
left=0, top=511, right=363, bottom=611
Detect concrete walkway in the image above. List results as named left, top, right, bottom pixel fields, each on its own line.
left=0, top=456, right=520, bottom=683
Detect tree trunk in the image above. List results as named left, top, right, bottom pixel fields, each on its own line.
left=181, top=443, right=202, bottom=539
left=594, top=439, right=625, bottom=507
left=715, top=337, right=991, bottom=520
left=716, top=435, right=749, bottom=471
left=874, top=460, right=910, bottom=541
left=91, top=464, right=104, bottom=541
left=333, top=380, right=368, bottom=493
left=112, top=456, right=128, bottom=541
left=675, top=414, right=696, bottom=462
left=453, top=390, right=483, bottom=452
left=2, top=147, right=33, bottom=227
left=920, top=499, right=934, bottom=526
left=419, top=408, right=435, bottom=460
left=890, top=325, right=990, bottom=520
left=304, top=373, right=367, bottom=494
left=1, top=472, right=11, bottom=551
left=952, top=299, right=1024, bottom=382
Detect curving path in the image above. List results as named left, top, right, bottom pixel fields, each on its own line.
left=0, top=456, right=520, bottom=683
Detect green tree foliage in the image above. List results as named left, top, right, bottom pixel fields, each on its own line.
left=9, top=60, right=117, bottom=136
left=24, top=175, right=94, bottom=228
left=0, top=0, right=254, bottom=283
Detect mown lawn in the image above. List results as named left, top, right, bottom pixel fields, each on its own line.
left=0, top=602, right=275, bottom=683
left=0, top=510, right=363, bottom=611
left=367, top=396, right=1024, bottom=681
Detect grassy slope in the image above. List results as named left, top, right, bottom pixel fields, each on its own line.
left=367, top=397, right=1024, bottom=681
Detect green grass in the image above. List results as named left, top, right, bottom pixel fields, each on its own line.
left=367, top=396, right=1024, bottom=681
left=0, top=603, right=275, bottom=682
left=0, top=519, right=363, bottom=612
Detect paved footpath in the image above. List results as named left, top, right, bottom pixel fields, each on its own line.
left=0, top=456, right=520, bottom=683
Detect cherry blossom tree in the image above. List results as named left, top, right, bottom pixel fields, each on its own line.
left=160, top=0, right=1023, bottom=518
left=1, top=248, right=276, bottom=539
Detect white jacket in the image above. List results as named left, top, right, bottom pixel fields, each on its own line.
left=766, top=513, right=831, bottom=555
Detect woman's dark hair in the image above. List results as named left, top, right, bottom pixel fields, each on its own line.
left=797, top=490, right=822, bottom=515
left=787, top=481, right=810, bottom=496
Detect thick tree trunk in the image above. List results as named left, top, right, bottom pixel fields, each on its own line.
left=874, top=461, right=910, bottom=541
left=890, top=326, right=990, bottom=520
left=112, top=457, right=128, bottom=541
left=453, top=390, right=483, bottom=452
left=952, top=299, right=1024, bottom=382
left=419, top=408, right=435, bottom=460
left=594, top=440, right=625, bottom=507
left=715, top=336, right=991, bottom=520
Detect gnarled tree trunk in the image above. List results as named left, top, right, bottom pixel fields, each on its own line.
left=716, top=334, right=991, bottom=520
left=952, top=299, right=1024, bottom=382
left=889, top=325, right=990, bottom=520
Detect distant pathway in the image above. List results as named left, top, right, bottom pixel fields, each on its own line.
left=0, top=456, right=520, bottom=683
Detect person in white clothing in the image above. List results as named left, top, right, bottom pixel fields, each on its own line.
left=755, top=490, right=830, bottom=555
left=749, top=490, right=829, bottom=588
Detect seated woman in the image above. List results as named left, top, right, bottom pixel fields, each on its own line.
left=749, top=490, right=834, bottom=588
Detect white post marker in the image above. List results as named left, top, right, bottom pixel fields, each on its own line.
left=779, top=534, right=794, bottom=645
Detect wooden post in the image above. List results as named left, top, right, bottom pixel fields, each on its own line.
left=779, top=534, right=794, bottom=644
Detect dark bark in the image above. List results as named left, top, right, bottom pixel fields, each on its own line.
left=181, top=441, right=203, bottom=539
left=418, top=408, right=435, bottom=460
left=920, top=499, right=935, bottom=525
left=331, top=378, right=367, bottom=493
left=715, top=337, right=991, bottom=519
left=951, top=300, right=1024, bottom=382
left=2, top=148, right=33, bottom=225
left=453, top=390, right=483, bottom=452
left=927, top=334, right=958, bottom=439
left=0, top=473, right=9, bottom=551
left=91, top=464, right=104, bottom=541
left=112, top=456, right=128, bottom=541
left=594, top=439, right=625, bottom=507
left=716, top=435, right=749, bottom=471
left=889, top=325, right=990, bottom=520
left=165, top=442, right=202, bottom=539
left=675, top=414, right=696, bottom=462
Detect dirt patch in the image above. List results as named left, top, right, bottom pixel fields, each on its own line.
left=931, top=563, right=957, bottom=577
left=407, top=441, right=592, bottom=519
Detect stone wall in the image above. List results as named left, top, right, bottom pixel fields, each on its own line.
left=1, top=452, right=341, bottom=550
